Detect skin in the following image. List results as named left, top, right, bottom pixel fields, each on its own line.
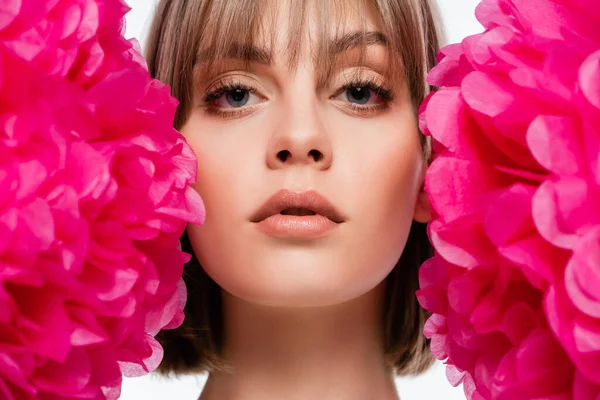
left=180, top=1, right=431, bottom=399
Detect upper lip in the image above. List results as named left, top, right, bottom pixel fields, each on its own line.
left=251, top=189, right=345, bottom=223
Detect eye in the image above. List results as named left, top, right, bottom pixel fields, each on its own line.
left=345, top=87, right=373, bottom=105
left=224, top=89, right=249, bottom=107
left=334, top=80, right=394, bottom=106
left=200, top=79, right=266, bottom=118
left=202, top=80, right=263, bottom=110
left=211, top=88, right=261, bottom=108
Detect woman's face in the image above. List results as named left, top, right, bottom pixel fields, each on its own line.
left=181, top=0, right=430, bottom=307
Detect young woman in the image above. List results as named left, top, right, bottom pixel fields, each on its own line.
left=145, top=0, right=443, bottom=399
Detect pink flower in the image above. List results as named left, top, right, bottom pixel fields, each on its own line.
left=0, top=1, right=205, bottom=399
left=417, top=0, right=600, bottom=398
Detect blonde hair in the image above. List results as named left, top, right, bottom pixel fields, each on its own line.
left=145, top=0, right=444, bottom=376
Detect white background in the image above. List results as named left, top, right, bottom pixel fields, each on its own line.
left=120, top=1, right=483, bottom=399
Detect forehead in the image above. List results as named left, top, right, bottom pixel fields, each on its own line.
left=195, top=0, right=388, bottom=71
left=259, top=0, right=385, bottom=50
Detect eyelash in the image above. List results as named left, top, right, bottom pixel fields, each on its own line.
left=200, top=77, right=395, bottom=118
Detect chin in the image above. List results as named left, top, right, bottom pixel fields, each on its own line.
left=202, top=247, right=396, bottom=308
left=222, top=280, right=377, bottom=308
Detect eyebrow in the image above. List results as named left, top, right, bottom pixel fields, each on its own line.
left=196, top=43, right=273, bottom=65
left=329, top=31, right=388, bottom=54
left=194, top=31, right=388, bottom=66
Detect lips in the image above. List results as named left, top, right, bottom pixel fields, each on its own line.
left=280, top=208, right=316, bottom=216
left=251, top=189, right=345, bottom=223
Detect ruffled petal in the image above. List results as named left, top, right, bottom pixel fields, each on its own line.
left=0, top=2, right=205, bottom=399
left=417, top=0, right=600, bottom=397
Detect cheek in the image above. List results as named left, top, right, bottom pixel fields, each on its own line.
left=345, top=116, right=423, bottom=236
left=180, top=117, right=271, bottom=297
left=368, top=138, right=422, bottom=230
left=335, top=123, right=424, bottom=294
left=182, top=116, right=264, bottom=225
left=370, top=144, right=421, bottom=265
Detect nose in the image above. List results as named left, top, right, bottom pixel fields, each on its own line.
left=266, top=95, right=333, bottom=170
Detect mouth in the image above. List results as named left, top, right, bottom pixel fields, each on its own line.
left=251, top=190, right=344, bottom=238
left=251, top=190, right=345, bottom=224
left=279, top=208, right=317, bottom=216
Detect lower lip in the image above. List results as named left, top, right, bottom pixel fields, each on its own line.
left=255, top=214, right=340, bottom=238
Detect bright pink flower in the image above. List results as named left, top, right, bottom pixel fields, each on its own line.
left=417, top=0, right=600, bottom=398
left=0, top=1, right=205, bottom=399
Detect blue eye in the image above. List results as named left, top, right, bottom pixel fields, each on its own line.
left=346, top=87, right=371, bottom=104
left=225, top=89, right=250, bottom=107
left=336, top=79, right=394, bottom=107
left=203, top=81, right=259, bottom=110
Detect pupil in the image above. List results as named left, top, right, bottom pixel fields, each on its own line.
left=226, top=89, right=249, bottom=107
left=348, top=87, right=370, bottom=104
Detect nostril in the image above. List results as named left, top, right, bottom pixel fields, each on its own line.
left=275, top=149, right=323, bottom=163
left=277, top=150, right=291, bottom=162
left=308, top=149, right=323, bottom=162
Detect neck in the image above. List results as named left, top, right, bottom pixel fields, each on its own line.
left=199, top=282, right=400, bottom=400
